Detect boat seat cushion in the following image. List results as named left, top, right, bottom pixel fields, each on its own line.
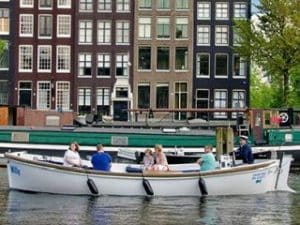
left=126, top=165, right=143, bottom=173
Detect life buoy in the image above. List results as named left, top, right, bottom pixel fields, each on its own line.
left=87, top=178, right=99, bottom=195
left=143, top=178, right=154, bottom=195
left=198, top=177, right=208, bottom=196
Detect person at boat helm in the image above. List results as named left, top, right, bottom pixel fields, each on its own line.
left=196, top=145, right=216, bottom=171
left=63, top=142, right=82, bottom=167
left=91, top=144, right=112, bottom=171
left=234, top=135, right=254, bottom=164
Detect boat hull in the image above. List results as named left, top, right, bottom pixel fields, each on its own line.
left=6, top=152, right=294, bottom=196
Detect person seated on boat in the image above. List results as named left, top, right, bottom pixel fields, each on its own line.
left=234, top=135, right=254, bottom=164
left=143, top=148, right=154, bottom=170
left=91, top=144, right=112, bottom=171
left=152, top=144, right=169, bottom=171
left=63, top=142, right=82, bottom=167
left=196, top=145, right=216, bottom=171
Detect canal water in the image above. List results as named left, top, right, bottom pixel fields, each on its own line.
left=0, top=168, right=300, bottom=225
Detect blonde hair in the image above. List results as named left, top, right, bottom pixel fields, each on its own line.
left=155, top=144, right=163, bottom=152
left=144, top=148, right=152, bottom=155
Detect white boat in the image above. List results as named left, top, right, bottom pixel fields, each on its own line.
left=5, top=151, right=295, bottom=196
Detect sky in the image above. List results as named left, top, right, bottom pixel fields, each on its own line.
left=252, top=0, right=260, bottom=13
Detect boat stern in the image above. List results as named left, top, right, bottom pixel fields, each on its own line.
left=276, top=154, right=295, bottom=193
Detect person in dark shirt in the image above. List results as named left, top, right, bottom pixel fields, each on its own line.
left=235, top=135, right=254, bottom=164
left=91, top=144, right=112, bottom=171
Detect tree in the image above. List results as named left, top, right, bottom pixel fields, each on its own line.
left=234, top=0, right=300, bottom=107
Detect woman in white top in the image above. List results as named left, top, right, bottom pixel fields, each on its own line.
left=63, top=142, right=82, bottom=167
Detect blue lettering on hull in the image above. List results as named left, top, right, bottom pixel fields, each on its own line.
left=10, top=165, right=21, bottom=176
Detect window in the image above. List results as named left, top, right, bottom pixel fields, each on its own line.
left=0, top=41, right=8, bottom=70
left=176, top=0, right=188, bottom=10
left=176, top=18, right=188, bottom=39
left=79, top=21, right=92, bottom=44
left=232, top=90, right=245, bottom=109
left=57, top=46, right=70, bottom=73
left=37, top=81, right=51, bottom=110
left=39, top=0, right=52, bottom=9
left=19, top=45, right=33, bottom=72
left=175, top=82, right=188, bottom=120
left=175, top=47, right=188, bottom=71
left=0, top=81, right=8, bottom=104
left=233, top=55, right=247, bottom=78
left=20, top=14, right=33, bottom=37
left=79, top=53, right=92, bottom=76
left=0, top=9, right=9, bottom=34
left=79, top=0, right=93, bottom=12
left=157, top=18, right=170, bottom=39
left=139, top=0, right=152, bottom=10
left=234, top=3, right=247, bottom=18
left=97, top=54, right=110, bottom=76
left=197, top=2, right=210, bottom=20
left=116, top=54, right=128, bottom=76
left=20, top=0, right=33, bottom=8
left=216, top=2, right=228, bottom=20
left=233, top=31, right=241, bottom=46
left=97, top=21, right=111, bottom=44
left=214, top=90, right=227, bottom=118
left=78, top=88, right=91, bottom=114
left=196, top=53, right=210, bottom=77
left=197, top=25, right=210, bottom=45
left=156, top=84, right=169, bottom=108
left=116, top=87, right=128, bottom=98
left=97, top=88, right=110, bottom=115
left=57, top=15, right=71, bottom=37
left=215, top=25, right=228, bottom=45
left=58, top=0, right=71, bottom=8
left=117, top=0, right=130, bottom=12
left=215, top=54, right=228, bottom=77
left=38, top=46, right=51, bottom=72
left=196, top=89, right=210, bottom=119
left=116, top=21, right=130, bottom=44
left=56, top=82, right=70, bottom=111
left=138, top=17, right=151, bottom=39
left=138, top=84, right=150, bottom=109
left=157, top=0, right=170, bottom=10
left=39, top=15, right=52, bottom=38
left=138, top=46, right=151, bottom=70
left=18, top=81, right=32, bottom=107
left=157, top=47, right=169, bottom=70
left=98, top=0, right=112, bottom=11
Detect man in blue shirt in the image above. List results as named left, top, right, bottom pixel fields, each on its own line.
left=235, top=135, right=254, bottom=164
left=91, top=144, right=112, bottom=171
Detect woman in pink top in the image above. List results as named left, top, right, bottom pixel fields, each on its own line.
left=152, top=144, right=169, bottom=171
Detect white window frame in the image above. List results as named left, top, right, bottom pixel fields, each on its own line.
left=56, top=45, right=71, bottom=73
left=18, top=45, right=33, bottom=72
left=98, top=0, right=112, bottom=12
left=138, top=17, right=151, bottom=39
left=197, top=2, right=210, bottom=20
left=216, top=2, right=229, bottom=20
left=215, top=53, right=228, bottom=78
left=37, top=81, right=51, bottom=110
left=57, top=15, right=71, bottom=38
left=233, top=54, right=247, bottom=78
left=196, top=53, right=210, bottom=78
left=176, top=0, right=189, bottom=10
left=19, top=14, right=33, bottom=37
left=197, top=25, right=210, bottom=46
left=38, top=45, right=52, bottom=73
left=156, top=17, right=170, bottom=39
left=97, top=20, right=111, bottom=45
left=97, top=53, right=110, bottom=77
left=214, top=89, right=228, bottom=118
left=116, top=21, right=130, bottom=45
left=78, top=53, right=92, bottom=77
left=56, top=81, right=70, bottom=111
left=39, top=0, right=53, bottom=10
left=232, top=89, right=246, bottom=118
left=58, top=0, right=71, bottom=8
left=175, top=17, right=188, bottom=39
left=234, top=2, right=247, bottom=19
left=116, top=0, right=130, bottom=12
left=79, top=0, right=93, bottom=12
left=116, top=53, right=129, bottom=77
left=215, top=25, right=229, bottom=46
left=38, top=14, right=52, bottom=39
left=79, top=20, right=93, bottom=44
left=0, top=8, right=9, bottom=35
left=20, top=0, right=33, bottom=8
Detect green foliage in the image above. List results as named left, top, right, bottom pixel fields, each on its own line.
left=234, top=0, right=300, bottom=107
